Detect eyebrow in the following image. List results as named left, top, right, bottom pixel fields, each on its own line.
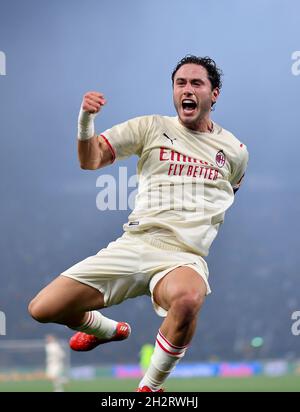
left=175, top=77, right=205, bottom=83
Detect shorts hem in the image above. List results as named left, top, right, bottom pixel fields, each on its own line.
left=149, top=262, right=211, bottom=318
left=61, top=273, right=108, bottom=307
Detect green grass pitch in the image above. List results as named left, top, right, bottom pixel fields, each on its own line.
left=0, top=376, right=299, bottom=392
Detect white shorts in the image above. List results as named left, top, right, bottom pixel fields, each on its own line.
left=61, top=231, right=211, bottom=317
left=46, top=363, right=64, bottom=379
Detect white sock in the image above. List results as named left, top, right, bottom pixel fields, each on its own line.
left=53, top=378, right=64, bottom=392
left=70, top=310, right=118, bottom=339
left=138, top=329, right=188, bottom=391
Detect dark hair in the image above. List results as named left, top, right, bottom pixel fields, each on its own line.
left=172, top=55, right=223, bottom=91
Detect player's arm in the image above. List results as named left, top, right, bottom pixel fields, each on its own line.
left=230, top=144, right=249, bottom=195
left=232, top=173, right=245, bottom=194
left=77, top=91, right=113, bottom=170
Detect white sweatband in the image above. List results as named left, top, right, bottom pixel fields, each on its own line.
left=77, top=107, right=97, bottom=141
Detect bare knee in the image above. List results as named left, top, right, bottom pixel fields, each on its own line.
left=28, top=297, right=55, bottom=323
left=170, top=292, right=205, bottom=327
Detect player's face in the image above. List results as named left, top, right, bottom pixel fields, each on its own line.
left=173, top=64, right=219, bottom=131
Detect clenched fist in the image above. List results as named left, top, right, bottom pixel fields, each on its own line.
left=78, top=92, right=107, bottom=141
left=82, top=91, right=107, bottom=114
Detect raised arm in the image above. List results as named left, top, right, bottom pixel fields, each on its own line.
left=77, top=91, right=113, bottom=170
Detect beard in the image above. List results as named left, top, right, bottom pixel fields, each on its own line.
left=174, top=97, right=212, bottom=130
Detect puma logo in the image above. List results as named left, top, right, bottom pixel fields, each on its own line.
left=163, top=133, right=176, bottom=145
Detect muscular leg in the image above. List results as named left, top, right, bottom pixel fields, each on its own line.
left=153, top=266, right=207, bottom=346
left=29, top=275, right=130, bottom=348
left=138, top=266, right=206, bottom=391
left=28, top=275, right=105, bottom=327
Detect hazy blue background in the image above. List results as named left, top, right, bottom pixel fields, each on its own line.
left=0, top=0, right=299, bottom=365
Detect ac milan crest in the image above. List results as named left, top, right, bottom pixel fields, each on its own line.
left=216, top=150, right=226, bottom=168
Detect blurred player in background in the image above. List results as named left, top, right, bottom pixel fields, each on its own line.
left=29, top=55, right=248, bottom=392
left=45, top=335, right=68, bottom=392
left=139, top=343, right=155, bottom=374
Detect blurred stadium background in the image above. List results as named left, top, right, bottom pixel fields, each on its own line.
left=0, top=0, right=299, bottom=391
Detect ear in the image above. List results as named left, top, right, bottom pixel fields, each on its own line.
left=211, top=87, right=220, bottom=104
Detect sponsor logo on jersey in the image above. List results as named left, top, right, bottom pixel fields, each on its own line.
left=215, top=150, right=226, bottom=168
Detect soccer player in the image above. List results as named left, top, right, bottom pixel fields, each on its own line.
left=139, top=343, right=155, bottom=374
left=28, top=55, right=248, bottom=392
left=45, top=335, right=68, bottom=392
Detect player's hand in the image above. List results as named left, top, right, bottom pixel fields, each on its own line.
left=82, top=91, right=107, bottom=114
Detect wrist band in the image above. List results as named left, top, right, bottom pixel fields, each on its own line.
left=77, top=107, right=97, bottom=141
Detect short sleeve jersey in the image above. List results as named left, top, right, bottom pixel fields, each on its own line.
left=101, top=115, right=248, bottom=256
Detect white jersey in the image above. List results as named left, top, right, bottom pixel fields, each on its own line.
left=101, top=115, right=248, bottom=257
left=45, top=341, right=66, bottom=378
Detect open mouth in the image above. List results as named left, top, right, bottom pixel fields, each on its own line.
left=182, top=99, right=197, bottom=114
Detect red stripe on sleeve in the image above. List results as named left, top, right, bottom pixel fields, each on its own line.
left=99, top=134, right=116, bottom=163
